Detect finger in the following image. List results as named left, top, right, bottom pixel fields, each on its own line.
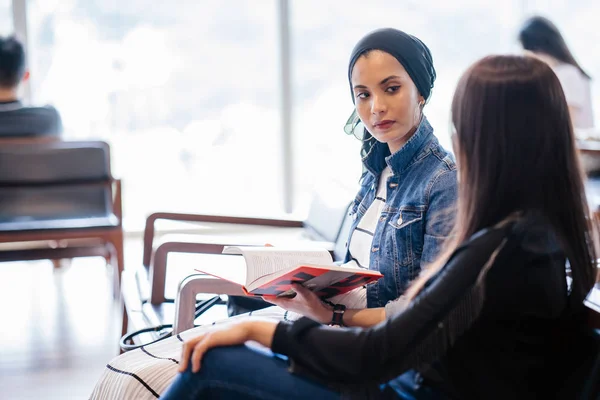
left=262, top=295, right=279, bottom=305
left=191, top=336, right=210, bottom=373
left=292, top=283, right=314, bottom=297
left=179, top=338, right=200, bottom=372
left=264, top=297, right=287, bottom=307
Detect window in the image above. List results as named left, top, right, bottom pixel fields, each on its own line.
left=291, top=0, right=523, bottom=205
left=18, top=0, right=598, bottom=227
left=0, top=0, right=12, bottom=35
left=27, top=0, right=281, bottom=229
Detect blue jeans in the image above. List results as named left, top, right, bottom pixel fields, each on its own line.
left=161, top=344, right=445, bottom=400
left=160, top=344, right=341, bottom=400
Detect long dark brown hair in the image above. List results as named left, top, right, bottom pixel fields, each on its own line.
left=519, top=16, right=591, bottom=79
left=406, top=55, right=597, bottom=304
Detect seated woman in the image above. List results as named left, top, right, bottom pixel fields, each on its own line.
left=90, top=28, right=457, bottom=399
left=161, top=55, right=599, bottom=399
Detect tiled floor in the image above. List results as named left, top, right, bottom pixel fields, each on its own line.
left=0, top=245, right=139, bottom=399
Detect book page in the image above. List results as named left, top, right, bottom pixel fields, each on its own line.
left=223, top=247, right=333, bottom=286
left=193, top=254, right=247, bottom=286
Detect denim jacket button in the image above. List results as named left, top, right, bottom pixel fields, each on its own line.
left=379, top=216, right=385, bottom=222
left=397, top=214, right=403, bottom=225
left=371, top=247, right=379, bottom=252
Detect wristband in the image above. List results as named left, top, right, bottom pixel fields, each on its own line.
left=329, top=303, right=346, bottom=326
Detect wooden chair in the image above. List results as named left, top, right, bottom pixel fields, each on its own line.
left=0, top=141, right=124, bottom=298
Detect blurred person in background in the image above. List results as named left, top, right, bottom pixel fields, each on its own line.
left=519, top=16, right=594, bottom=130
left=0, top=35, right=62, bottom=138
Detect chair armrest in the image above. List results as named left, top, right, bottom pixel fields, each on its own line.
left=150, top=241, right=253, bottom=305
left=0, top=136, right=60, bottom=145
left=142, top=212, right=303, bottom=268
left=173, top=274, right=245, bottom=334
left=149, top=235, right=335, bottom=306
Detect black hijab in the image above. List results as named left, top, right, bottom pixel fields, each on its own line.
left=344, top=28, right=436, bottom=158
left=347, top=28, right=436, bottom=103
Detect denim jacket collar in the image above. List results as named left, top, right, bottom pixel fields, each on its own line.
left=362, top=116, right=434, bottom=176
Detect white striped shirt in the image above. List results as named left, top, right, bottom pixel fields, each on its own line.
left=330, top=166, right=393, bottom=309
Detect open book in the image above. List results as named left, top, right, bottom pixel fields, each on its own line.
left=195, top=246, right=383, bottom=298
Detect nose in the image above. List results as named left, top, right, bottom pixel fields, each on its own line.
left=371, top=94, right=387, bottom=115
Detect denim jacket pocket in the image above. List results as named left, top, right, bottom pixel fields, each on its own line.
left=386, top=208, right=424, bottom=266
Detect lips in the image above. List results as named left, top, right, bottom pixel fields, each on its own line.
left=374, top=120, right=395, bottom=130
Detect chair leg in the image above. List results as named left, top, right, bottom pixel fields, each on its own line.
left=121, top=299, right=128, bottom=337
left=108, top=231, right=125, bottom=300
left=119, top=306, right=128, bottom=355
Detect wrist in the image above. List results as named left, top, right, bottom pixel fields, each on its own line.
left=329, top=303, right=347, bottom=326
left=245, top=320, right=278, bottom=348
left=317, top=303, right=334, bottom=324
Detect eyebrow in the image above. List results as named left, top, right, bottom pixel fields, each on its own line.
left=353, top=75, right=402, bottom=90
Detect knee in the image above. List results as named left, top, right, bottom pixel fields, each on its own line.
left=163, top=348, right=241, bottom=399
left=182, top=345, right=242, bottom=377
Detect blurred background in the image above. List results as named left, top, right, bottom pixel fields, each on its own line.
left=4, top=0, right=600, bottom=230
left=2, top=1, right=600, bottom=398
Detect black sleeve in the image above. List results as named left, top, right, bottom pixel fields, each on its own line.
left=271, top=227, right=511, bottom=385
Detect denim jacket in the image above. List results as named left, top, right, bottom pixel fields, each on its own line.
left=343, top=117, right=458, bottom=309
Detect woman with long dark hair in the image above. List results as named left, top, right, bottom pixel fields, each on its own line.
left=162, top=55, right=598, bottom=399
left=519, top=16, right=594, bottom=129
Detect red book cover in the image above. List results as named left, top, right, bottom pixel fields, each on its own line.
left=243, top=265, right=382, bottom=298
left=194, top=246, right=383, bottom=299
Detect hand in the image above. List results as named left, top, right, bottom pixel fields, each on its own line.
left=178, top=321, right=252, bottom=373
left=263, top=283, right=332, bottom=324
left=178, top=319, right=278, bottom=373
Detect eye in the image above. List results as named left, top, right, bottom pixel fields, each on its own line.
left=386, top=85, right=401, bottom=93
left=356, top=92, right=370, bottom=100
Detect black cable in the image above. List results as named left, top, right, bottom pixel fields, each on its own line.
left=119, top=295, right=223, bottom=352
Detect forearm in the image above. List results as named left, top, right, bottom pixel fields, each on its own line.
left=313, top=303, right=385, bottom=327
left=341, top=307, right=385, bottom=327
left=246, top=320, right=278, bottom=348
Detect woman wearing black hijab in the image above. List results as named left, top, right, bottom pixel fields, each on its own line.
left=162, top=28, right=462, bottom=399
left=259, top=28, right=458, bottom=331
